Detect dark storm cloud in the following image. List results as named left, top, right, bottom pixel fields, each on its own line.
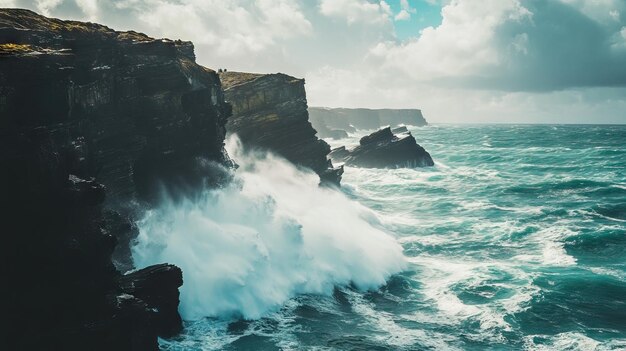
left=470, top=0, right=626, bottom=91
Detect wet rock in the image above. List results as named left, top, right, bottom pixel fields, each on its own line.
left=330, top=127, right=434, bottom=168
left=0, top=8, right=232, bottom=349
left=119, top=264, right=184, bottom=337
left=329, top=146, right=351, bottom=160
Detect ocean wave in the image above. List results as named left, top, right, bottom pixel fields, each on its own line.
left=132, top=136, right=407, bottom=320
left=513, top=226, right=578, bottom=267
left=522, top=332, right=601, bottom=351
left=505, top=178, right=614, bottom=196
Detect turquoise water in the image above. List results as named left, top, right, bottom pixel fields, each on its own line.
left=162, top=124, right=626, bottom=350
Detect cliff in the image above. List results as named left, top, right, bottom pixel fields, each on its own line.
left=1, top=9, right=232, bottom=205
left=219, top=72, right=342, bottom=185
left=0, top=9, right=231, bottom=349
left=309, top=107, right=428, bottom=138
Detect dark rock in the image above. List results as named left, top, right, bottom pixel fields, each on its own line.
left=0, top=9, right=232, bottom=206
left=360, top=127, right=395, bottom=145
left=219, top=71, right=342, bottom=186
left=119, top=264, right=184, bottom=337
left=0, top=135, right=163, bottom=350
left=319, top=164, right=344, bottom=187
left=329, top=146, right=351, bottom=161
left=309, top=107, right=428, bottom=134
left=330, top=127, right=434, bottom=168
left=102, top=210, right=139, bottom=273
left=1, top=8, right=232, bottom=349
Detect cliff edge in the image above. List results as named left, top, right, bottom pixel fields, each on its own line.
left=220, top=71, right=343, bottom=185
left=0, top=9, right=231, bottom=349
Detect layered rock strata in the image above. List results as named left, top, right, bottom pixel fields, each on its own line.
left=329, top=127, right=434, bottom=168
left=1, top=9, right=231, bottom=349
left=220, top=72, right=342, bottom=185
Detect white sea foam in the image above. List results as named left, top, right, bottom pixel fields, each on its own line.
left=132, top=136, right=407, bottom=320
left=522, top=332, right=602, bottom=351
left=343, top=288, right=459, bottom=350
left=513, top=226, right=578, bottom=266
left=407, top=255, right=539, bottom=341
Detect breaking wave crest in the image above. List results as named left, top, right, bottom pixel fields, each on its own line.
left=131, top=136, right=407, bottom=320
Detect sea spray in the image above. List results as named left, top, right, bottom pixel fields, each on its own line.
left=131, top=136, right=407, bottom=320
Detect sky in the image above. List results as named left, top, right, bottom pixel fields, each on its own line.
left=3, top=0, right=626, bottom=124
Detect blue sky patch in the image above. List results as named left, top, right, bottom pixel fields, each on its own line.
left=388, top=0, right=443, bottom=41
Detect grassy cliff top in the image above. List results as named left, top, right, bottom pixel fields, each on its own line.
left=219, top=71, right=303, bottom=90
left=219, top=72, right=266, bottom=89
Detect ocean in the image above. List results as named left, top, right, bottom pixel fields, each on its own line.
left=136, top=124, right=626, bottom=350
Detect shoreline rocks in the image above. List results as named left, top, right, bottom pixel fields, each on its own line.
left=330, top=127, right=434, bottom=168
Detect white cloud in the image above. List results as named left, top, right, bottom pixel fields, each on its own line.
left=319, top=0, right=392, bottom=24
left=74, top=0, right=98, bottom=21
left=134, top=0, right=312, bottom=57
left=394, top=0, right=416, bottom=21
left=558, top=0, right=625, bottom=24
left=3, top=0, right=626, bottom=123
left=395, top=9, right=410, bottom=21
left=370, top=0, right=532, bottom=81
left=35, top=0, right=63, bottom=15
left=400, top=0, right=416, bottom=13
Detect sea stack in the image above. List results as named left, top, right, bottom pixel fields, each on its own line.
left=330, top=127, right=434, bottom=168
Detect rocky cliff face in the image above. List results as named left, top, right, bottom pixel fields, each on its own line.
left=309, top=107, right=428, bottom=138
left=0, top=9, right=231, bottom=349
left=1, top=9, right=232, bottom=205
left=220, top=72, right=342, bottom=185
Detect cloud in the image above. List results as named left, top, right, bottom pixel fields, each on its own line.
left=319, top=0, right=392, bottom=24
left=34, top=0, right=63, bottom=15
left=394, top=0, right=416, bottom=21
left=371, top=0, right=532, bottom=81
left=3, top=0, right=626, bottom=123
left=135, top=0, right=312, bottom=56
left=368, top=0, right=626, bottom=92
left=395, top=9, right=410, bottom=21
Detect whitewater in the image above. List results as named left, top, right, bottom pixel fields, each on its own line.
left=133, top=124, right=626, bottom=350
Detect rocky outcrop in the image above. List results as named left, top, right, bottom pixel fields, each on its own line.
left=1, top=9, right=232, bottom=205
left=309, top=107, right=428, bottom=138
left=118, top=264, right=184, bottom=338
left=330, top=127, right=434, bottom=168
left=1, top=132, right=184, bottom=350
left=219, top=72, right=342, bottom=185
left=1, top=9, right=231, bottom=349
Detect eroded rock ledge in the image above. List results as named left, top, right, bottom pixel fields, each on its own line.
left=1, top=8, right=231, bottom=349
left=220, top=71, right=343, bottom=185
